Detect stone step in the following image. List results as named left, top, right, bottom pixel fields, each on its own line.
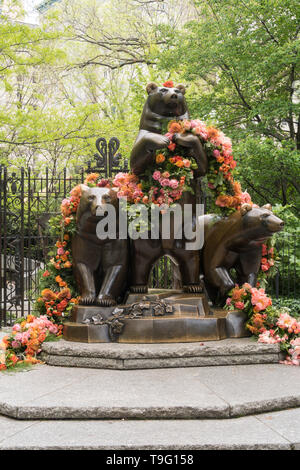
left=1, top=363, right=300, bottom=421
left=41, top=337, right=283, bottom=369
left=1, top=409, right=300, bottom=449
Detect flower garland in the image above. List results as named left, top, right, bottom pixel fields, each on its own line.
left=225, top=283, right=300, bottom=365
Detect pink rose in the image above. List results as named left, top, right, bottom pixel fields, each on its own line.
left=169, top=179, right=179, bottom=189
left=235, top=301, right=245, bottom=310
left=160, top=178, right=170, bottom=187
left=152, top=171, right=161, bottom=181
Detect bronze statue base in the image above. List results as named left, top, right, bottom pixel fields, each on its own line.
left=63, top=289, right=249, bottom=343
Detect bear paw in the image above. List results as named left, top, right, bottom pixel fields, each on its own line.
left=96, top=295, right=117, bottom=307
left=80, top=294, right=96, bottom=306
left=130, top=285, right=148, bottom=293
left=183, top=284, right=203, bottom=294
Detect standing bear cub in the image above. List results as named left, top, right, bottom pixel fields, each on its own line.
left=129, top=82, right=208, bottom=293
left=199, top=204, right=284, bottom=305
left=72, top=185, right=129, bottom=306
left=130, top=82, right=207, bottom=176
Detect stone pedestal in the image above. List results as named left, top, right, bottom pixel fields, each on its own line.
left=63, top=289, right=250, bottom=343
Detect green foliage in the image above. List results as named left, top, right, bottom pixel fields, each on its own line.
left=272, top=297, right=300, bottom=317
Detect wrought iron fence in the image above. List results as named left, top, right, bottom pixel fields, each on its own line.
left=0, top=138, right=299, bottom=327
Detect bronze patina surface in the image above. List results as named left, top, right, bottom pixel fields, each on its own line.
left=72, top=185, right=129, bottom=307
left=200, top=204, right=284, bottom=305
left=63, top=289, right=249, bottom=343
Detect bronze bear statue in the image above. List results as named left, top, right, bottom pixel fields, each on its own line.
left=72, top=185, right=129, bottom=306
left=199, top=204, right=284, bottom=305
left=130, top=82, right=207, bottom=176
left=129, top=82, right=207, bottom=293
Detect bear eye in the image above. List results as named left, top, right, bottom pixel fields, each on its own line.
left=88, top=195, right=95, bottom=201
left=174, top=89, right=180, bottom=93
left=261, top=213, right=269, bottom=219
left=161, top=88, right=167, bottom=93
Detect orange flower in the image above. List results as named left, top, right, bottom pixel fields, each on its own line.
left=85, top=173, right=99, bottom=183
left=233, top=181, right=242, bottom=195
left=64, top=261, right=72, bottom=268
left=26, top=314, right=35, bottom=323
left=206, top=126, right=220, bottom=139
left=175, top=160, right=184, bottom=168
left=70, top=185, right=82, bottom=198
left=64, top=234, right=70, bottom=241
left=57, top=287, right=71, bottom=300
left=41, top=289, right=57, bottom=301
left=156, top=153, right=165, bottom=164
left=55, top=275, right=62, bottom=283
left=163, top=80, right=174, bottom=88
left=168, top=121, right=183, bottom=134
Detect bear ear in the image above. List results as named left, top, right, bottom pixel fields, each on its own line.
left=262, top=203, right=272, bottom=211
left=176, top=84, right=186, bottom=95
left=240, top=203, right=252, bottom=216
left=146, top=82, right=158, bottom=95
left=79, top=184, right=89, bottom=192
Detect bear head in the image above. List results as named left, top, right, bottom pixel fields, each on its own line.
left=76, top=185, right=119, bottom=222
left=145, top=82, right=188, bottom=117
left=240, top=203, right=284, bottom=243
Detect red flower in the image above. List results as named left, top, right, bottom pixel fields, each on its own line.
left=163, top=80, right=174, bottom=88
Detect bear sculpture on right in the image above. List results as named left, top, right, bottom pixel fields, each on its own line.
left=199, top=204, right=284, bottom=305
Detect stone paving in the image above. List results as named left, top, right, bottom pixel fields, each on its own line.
left=0, top=408, right=299, bottom=449
left=1, top=331, right=300, bottom=449
left=0, top=363, right=300, bottom=421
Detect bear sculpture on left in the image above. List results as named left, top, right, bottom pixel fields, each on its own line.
left=72, top=185, right=129, bottom=306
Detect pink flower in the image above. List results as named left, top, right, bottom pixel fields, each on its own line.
left=169, top=179, right=179, bottom=189
left=183, top=159, right=191, bottom=168
left=160, top=178, right=170, bottom=187
left=183, top=120, right=191, bottom=130
left=152, top=171, right=161, bottom=181
left=277, top=313, right=297, bottom=330
left=12, top=324, right=21, bottom=332
left=226, top=298, right=232, bottom=306
left=240, top=191, right=252, bottom=204
left=213, top=149, right=220, bottom=158
left=57, top=247, right=65, bottom=255
left=235, top=301, right=245, bottom=310
left=261, top=244, right=268, bottom=256
left=168, top=142, right=176, bottom=151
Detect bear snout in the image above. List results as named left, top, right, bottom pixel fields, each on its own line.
left=266, top=215, right=284, bottom=233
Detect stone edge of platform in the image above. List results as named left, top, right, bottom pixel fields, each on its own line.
left=42, top=337, right=281, bottom=359
left=1, top=394, right=300, bottom=421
